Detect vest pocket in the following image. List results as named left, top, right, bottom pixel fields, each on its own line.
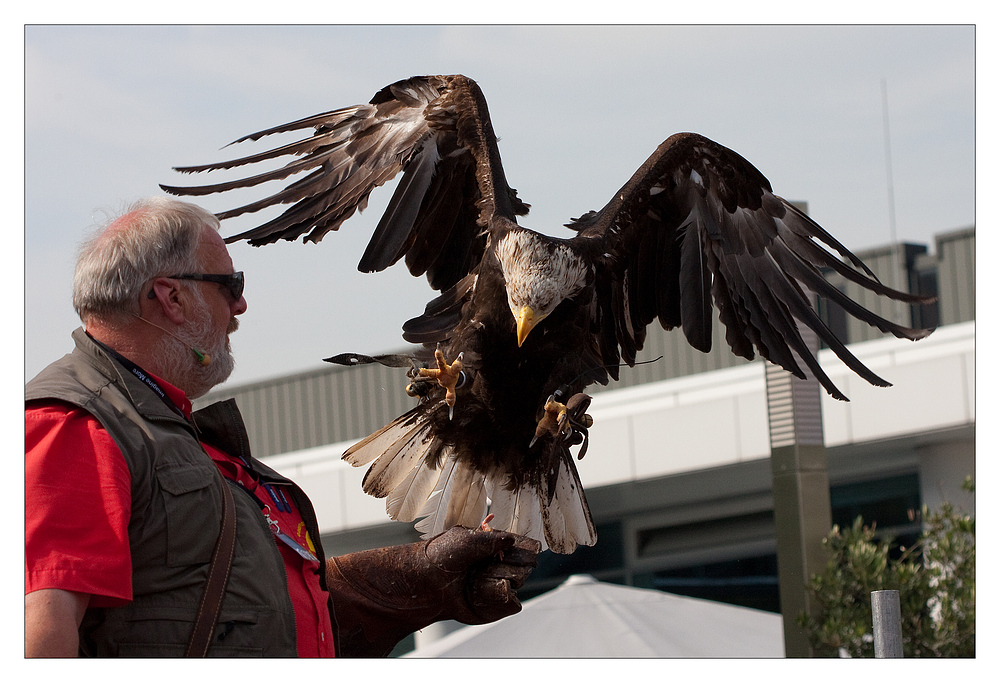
left=115, top=606, right=265, bottom=657
left=156, top=462, right=222, bottom=567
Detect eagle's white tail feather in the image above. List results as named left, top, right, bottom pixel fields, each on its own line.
left=343, top=411, right=423, bottom=467
left=413, top=455, right=460, bottom=539
left=344, top=411, right=597, bottom=553
left=512, top=488, right=545, bottom=550
left=486, top=477, right=548, bottom=552
left=412, top=453, right=490, bottom=538
left=361, top=421, right=434, bottom=498
left=539, top=456, right=597, bottom=554
left=441, top=460, right=488, bottom=530
left=386, top=447, right=447, bottom=522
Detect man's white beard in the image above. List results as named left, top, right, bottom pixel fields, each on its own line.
left=156, top=291, right=237, bottom=399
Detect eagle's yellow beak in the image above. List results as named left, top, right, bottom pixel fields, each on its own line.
left=515, top=306, right=536, bottom=347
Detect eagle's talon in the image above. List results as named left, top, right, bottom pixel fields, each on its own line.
left=418, top=349, right=465, bottom=417
left=533, top=398, right=569, bottom=444
left=532, top=392, right=595, bottom=452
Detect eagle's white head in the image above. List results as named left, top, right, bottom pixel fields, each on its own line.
left=496, top=231, right=589, bottom=346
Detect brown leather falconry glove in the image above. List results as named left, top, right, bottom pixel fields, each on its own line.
left=325, top=525, right=541, bottom=657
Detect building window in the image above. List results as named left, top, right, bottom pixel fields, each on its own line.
left=639, top=554, right=780, bottom=612
left=521, top=521, right=625, bottom=599
left=829, top=472, right=922, bottom=556
left=816, top=284, right=849, bottom=348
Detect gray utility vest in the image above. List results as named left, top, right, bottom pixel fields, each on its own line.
left=26, top=328, right=336, bottom=656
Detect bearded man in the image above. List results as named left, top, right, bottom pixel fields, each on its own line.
left=24, top=196, right=539, bottom=658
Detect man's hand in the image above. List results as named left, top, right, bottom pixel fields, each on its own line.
left=25, top=589, right=90, bottom=657
left=326, top=525, right=541, bottom=657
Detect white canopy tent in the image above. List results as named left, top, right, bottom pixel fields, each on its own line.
left=405, top=574, right=785, bottom=658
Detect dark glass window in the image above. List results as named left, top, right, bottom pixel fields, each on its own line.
left=816, top=285, right=849, bottom=348
left=641, top=554, right=781, bottom=613
left=521, top=521, right=625, bottom=599
left=911, top=266, right=939, bottom=330
left=830, top=472, right=922, bottom=557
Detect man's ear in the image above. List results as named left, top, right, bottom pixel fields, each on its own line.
left=144, top=277, right=187, bottom=325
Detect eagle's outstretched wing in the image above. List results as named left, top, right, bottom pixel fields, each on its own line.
left=568, top=132, right=934, bottom=401
left=161, top=74, right=527, bottom=292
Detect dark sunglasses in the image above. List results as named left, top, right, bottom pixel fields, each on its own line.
left=158, top=272, right=245, bottom=301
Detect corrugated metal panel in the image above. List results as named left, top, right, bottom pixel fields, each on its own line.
left=593, top=314, right=752, bottom=393
left=815, top=228, right=975, bottom=344
left=200, top=226, right=974, bottom=459
left=824, top=242, right=928, bottom=345
left=196, top=359, right=413, bottom=458
left=764, top=324, right=824, bottom=448
left=935, top=227, right=975, bottom=326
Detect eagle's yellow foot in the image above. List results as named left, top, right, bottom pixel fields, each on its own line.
left=530, top=392, right=595, bottom=452
left=418, top=349, right=465, bottom=419
left=530, top=397, right=571, bottom=447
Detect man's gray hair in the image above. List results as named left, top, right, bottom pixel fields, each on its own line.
left=73, top=196, right=221, bottom=324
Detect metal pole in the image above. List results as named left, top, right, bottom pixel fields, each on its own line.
left=871, top=590, right=904, bottom=658
left=766, top=320, right=832, bottom=657
left=881, top=78, right=906, bottom=328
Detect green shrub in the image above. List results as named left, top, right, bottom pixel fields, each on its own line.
left=798, top=477, right=974, bottom=657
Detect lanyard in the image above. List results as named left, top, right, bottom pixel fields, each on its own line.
left=89, top=333, right=187, bottom=418
left=212, top=449, right=319, bottom=563
left=224, top=457, right=319, bottom=564
left=260, top=503, right=319, bottom=563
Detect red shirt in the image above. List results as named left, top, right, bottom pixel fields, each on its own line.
left=25, top=374, right=335, bottom=657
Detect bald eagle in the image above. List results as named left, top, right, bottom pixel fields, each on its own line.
left=162, top=75, right=932, bottom=554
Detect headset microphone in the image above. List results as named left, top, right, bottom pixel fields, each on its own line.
left=134, top=315, right=212, bottom=366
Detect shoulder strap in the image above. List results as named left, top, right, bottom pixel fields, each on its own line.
left=186, top=473, right=237, bottom=657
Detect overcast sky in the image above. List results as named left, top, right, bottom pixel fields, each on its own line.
left=23, top=24, right=976, bottom=390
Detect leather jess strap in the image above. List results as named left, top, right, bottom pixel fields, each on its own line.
left=186, top=473, right=237, bottom=657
